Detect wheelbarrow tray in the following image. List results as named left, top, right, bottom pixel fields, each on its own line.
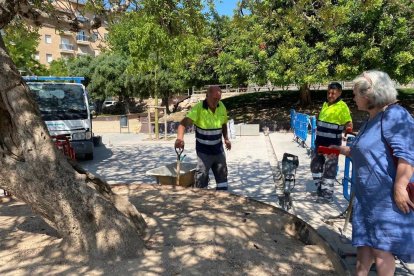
left=146, top=162, right=197, bottom=187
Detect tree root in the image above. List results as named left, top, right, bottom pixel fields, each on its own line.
left=69, top=159, right=147, bottom=236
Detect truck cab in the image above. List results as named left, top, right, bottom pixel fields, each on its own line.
left=23, top=76, right=94, bottom=160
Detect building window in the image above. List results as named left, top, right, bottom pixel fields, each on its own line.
left=46, top=54, right=53, bottom=63
left=45, top=35, right=52, bottom=44
left=60, top=37, right=74, bottom=51
left=76, top=30, right=89, bottom=42
left=34, top=52, right=40, bottom=61
left=91, top=32, right=99, bottom=42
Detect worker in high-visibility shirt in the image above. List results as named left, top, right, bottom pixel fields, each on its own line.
left=311, top=82, right=353, bottom=202
left=175, top=85, right=231, bottom=190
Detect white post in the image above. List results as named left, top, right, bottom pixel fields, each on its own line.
left=147, top=109, right=151, bottom=139
left=164, top=107, right=167, bottom=141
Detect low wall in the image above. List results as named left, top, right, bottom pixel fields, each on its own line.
left=93, top=115, right=141, bottom=133
left=93, top=115, right=261, bottom=136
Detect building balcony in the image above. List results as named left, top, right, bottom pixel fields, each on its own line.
left=59, top=43, right=75, bottom=52
left=76, top=52, right=92, bottom=57
left=76, top=34, right=90, bottom=44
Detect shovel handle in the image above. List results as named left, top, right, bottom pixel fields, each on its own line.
left=175, top=147, right=184, bottom=185
left=176, top=160, right=181, bottom=186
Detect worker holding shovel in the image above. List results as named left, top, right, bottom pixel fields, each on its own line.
left=175, top=85, right=231, bottom=190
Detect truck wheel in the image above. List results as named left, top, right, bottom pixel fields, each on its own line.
left=85, top=152, right=94, bottom=160
left=93, top=136, right=102, bottom=147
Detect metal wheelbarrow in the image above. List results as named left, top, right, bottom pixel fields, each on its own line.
left=146, top=162, right=197, bottom=187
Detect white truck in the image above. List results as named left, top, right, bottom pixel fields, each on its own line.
left=23, top=76, right=94, bottom=160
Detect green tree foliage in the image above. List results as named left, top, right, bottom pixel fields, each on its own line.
left=118, top=1, right=207, bottom=136
left=66, top=55, right=95, bottom=86
left=331, top=0, right=414, bottom=83
left=48, top=58, right=70, bottom=76
left=46, top=52, right=142, bottom=114
left=236, top=0, right=414, bottom=105
left=2, top=19, right=47, bottom=75
left=108, top=1, right=207, bottom=118
left=238, top=0, right=348, bottom=104
left=109, top=13, right=185, bottom=110
left=214, top=15, right=268, bottom=87
left=11, top=0, right=414, bottom=108
left=187, top=6, right=227, bottom=87
left=110, top=10, right=204, bottom=90
left=87, top=53, right=129, bottom=102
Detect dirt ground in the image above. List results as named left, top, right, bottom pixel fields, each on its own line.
left=0, top=185, right=338, bottom=275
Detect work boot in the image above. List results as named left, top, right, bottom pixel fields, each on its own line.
left=216, top=182, right=228, bottom=191
left=317, top=178, right=334, bottom=203
left=316, top=189, right=333, bottom=203
left=312, top=173, right=322, bottom=187
left=316, top=183, right=322, bottom=196
left=312, top=173, right=322, bottom=196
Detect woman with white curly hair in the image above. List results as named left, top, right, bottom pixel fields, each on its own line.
left=336, top=70, right=414, bottom=275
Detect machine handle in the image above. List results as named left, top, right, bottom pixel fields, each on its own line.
left=317, top=146, right=340, bottom=156
left=344, top=127, right=357, bottom=137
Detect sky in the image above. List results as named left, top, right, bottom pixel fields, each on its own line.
left=214, top=0, right=239, bottom=16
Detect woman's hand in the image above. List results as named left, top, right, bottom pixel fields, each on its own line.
left=330, top=145, right=351, bottom=156
left=394, top=185, right=414, bottom=214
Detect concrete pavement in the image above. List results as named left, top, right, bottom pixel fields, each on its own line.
left=79, top=131, right=412, bottom=275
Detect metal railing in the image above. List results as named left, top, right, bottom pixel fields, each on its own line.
left=59, top=43, right=75, bottom=51
left=76, top=34, right=90, bottom=42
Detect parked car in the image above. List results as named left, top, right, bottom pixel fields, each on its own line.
left=89, top=103, right=98, bottom=118
left=102, top=100, right=117, bottom=108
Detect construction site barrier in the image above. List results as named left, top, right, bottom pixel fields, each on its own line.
left=290, top=109, right=316, bottom=150
left=341, top=136, right=355, bottom=201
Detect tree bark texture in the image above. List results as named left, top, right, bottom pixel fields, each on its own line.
left=0, top=33, right=146, bottom=259
left=299, top=83, right=312, bottom=107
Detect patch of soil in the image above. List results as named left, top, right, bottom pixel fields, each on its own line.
left=0, top=185, right=338, bottom=275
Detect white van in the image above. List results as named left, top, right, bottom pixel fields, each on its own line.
left=23, top=76, right=94, bottom=160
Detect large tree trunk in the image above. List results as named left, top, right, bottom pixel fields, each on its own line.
left=299, top=83, right=312, bottom=107
left=162, top=96, right=171, bottom=114
left=124, top=96, right=131, bottom=114
left=0, top=35, right=146, bottom=259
